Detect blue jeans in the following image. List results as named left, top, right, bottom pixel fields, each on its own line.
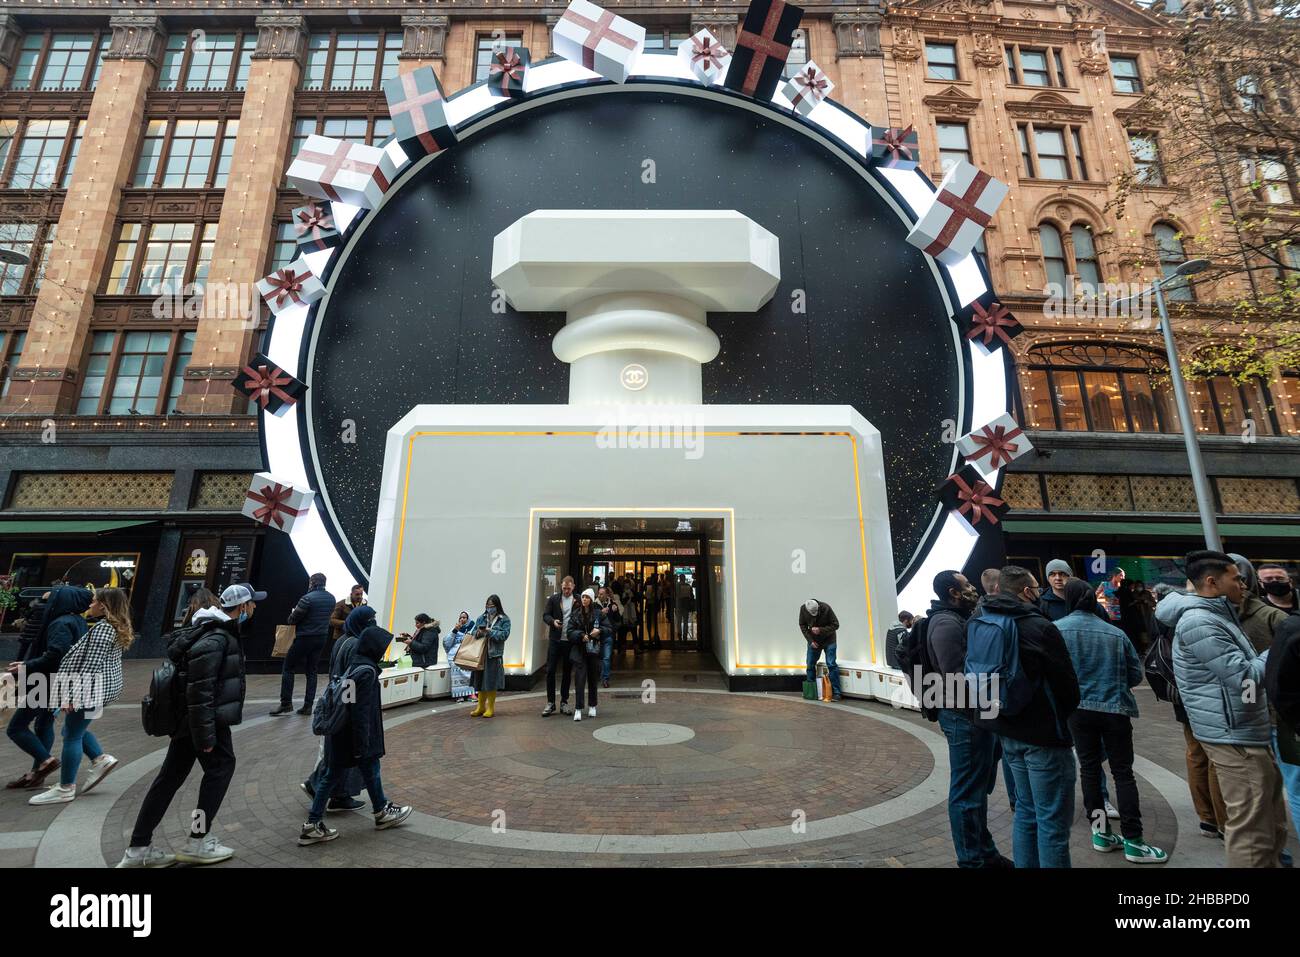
left=1273, top=728, right=1300, bottom=837
left=805, top=642, right=842, bottom=697
left=59, top=710, right=103, bottom=787
left=1000, top=736, right=1076, bottom=868
left=938, top=709, right=1003, bottom=867
left=6, top=706, right=55, bottom=769
left=601, top=636, right=613, bottom=682
left=309, top=755, right=387, bottom=824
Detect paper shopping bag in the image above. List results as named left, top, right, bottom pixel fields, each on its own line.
left=454, top=632, right=489, bottom=671
left=272, top=624, right=296, bottom=658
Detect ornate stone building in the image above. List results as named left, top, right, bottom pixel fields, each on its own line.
left=0, top=0, right=1295, bottom=658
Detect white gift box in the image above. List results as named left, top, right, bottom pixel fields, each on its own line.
left=905, top=160, right=1008, bottom=266
left=957, top=412, right=1034, bottom=471
left=781, top=60, right=834, bottom=116
left=677, top=29, right=731, bottom=84
left=286, top=134, right=397, bottom=210
left=256, top=256, right=324, bottom=316
left=242, top=472, right=314, bottom=533
left=553, top=0, right=646, bottom=83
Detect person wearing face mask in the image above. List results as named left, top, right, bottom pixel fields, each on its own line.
left=1258, top=565, right=1298, bottom=616
left=1226, top=554, right=1288, bottom=656
left=118, top=582, right=265, bottom=868
left=443, top=611, right=477, bottom=703
left=925, top=570, right=1011, bottom=869
left=469, top=595, right=511, bottom=718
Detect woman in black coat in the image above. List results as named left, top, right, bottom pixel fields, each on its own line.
left=300, top=623, right=411, bottom=845
left=565, top=589, right=610, bottom=721
left=402, top=613, right=441, bottom=666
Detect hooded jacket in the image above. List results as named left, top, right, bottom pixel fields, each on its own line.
left=924, top=598, right=974, bottom=711
left=173, top=606, right=247, bottom=749
left=328, top=624, right=390, bottom=767
left=22, top=586, right=93, bottom=676
left=1236, top=594, right=1287, bottom=655
left=16, top=596, right=47, bottom=661
left=971, top=594, right=1080, bottom=748
left=329, top=605, right=377, bottom=677
left=1157, top=590, right=1270, bottom=746
left=407, top=621, right=441, bottom=666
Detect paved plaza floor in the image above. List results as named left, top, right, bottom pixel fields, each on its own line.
left=2, top=659, right=1294, bottom=868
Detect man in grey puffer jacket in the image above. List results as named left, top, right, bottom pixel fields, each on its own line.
left=1156, top=550, right=1288, bottom=867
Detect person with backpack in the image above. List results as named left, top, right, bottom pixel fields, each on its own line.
left=298, top=617, right=412, bottom=845
left=1157, top=550, right=1288, bottom=867
left=1055, top=579, right=1166, bottom=863
left=970, top=566, right=1081, bottom=868
left=28, top=587, right=131, bottom=806
left=302, top=605, right=373, bottom=812
left=884, top=610, right=914, bottom=670
left=919, top=570, right=1011, bottom=868
left=5, top=585, right=93, bottom=790
left=799, top=599, right=842, bottom=702
left=272, top=573, right=336, bottom=717
left=118, top=583, right=264, bottom=868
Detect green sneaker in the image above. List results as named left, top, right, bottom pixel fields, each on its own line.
left=1124, top=839, right=1168, bottom=864
left=1091, top=831, right=1123, bottom=853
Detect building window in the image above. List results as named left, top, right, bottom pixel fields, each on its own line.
left=166, top=331, right=196, bottom=413
left=1005, top=45, right=1067, bottom=87
left=1017, top=122, right=1088, bottom=180
left=269, top=223, right=300, bottom=272
left=7, top=31, right=109, bottom=92
left=1241, top=153, right=1295, bottom=204
left=155, top=31, right=254, bottom=92
left=1128, top=132, right=1164, bottom=186
left=0, top=330, right=26, bottom=398
left=783, top=30, right=808, bottom=79
left=925, top=42, right=959, bottom=81
left=60, top=121, right=86, bottom=188
left=0, top=223, right=59, bottom=296
left=1189, top=375, right=1279, bottom=436
left=936, top=122, right=971, bottom=173
left=6, top=120, right=75, bottom=189
left=1276, top=372, right=1300, bottom=436
left=1235, top=74, right=1265, bottom=112
left=103, top=222, right=216, bottom=297
left=132, top=119, right=238, bottom=190
left=1154, top=223, right=1195, bottom=302
left=107, top=331, right=173, bottom=415
left=1110, top=55, right=1143, bottom=94
left=1071, top=225, right=1103, bottom=287
left=641, top=25, right=692, bottom=52
left=1022, top=342, right=1182, bottom=434
left=1039, top=223, right=1069, bottom=289
left=301, top=31, right=402, bottom=91
left=76, top=331, right=116, bottom=415
left=475, top=35, right=526, bottom=82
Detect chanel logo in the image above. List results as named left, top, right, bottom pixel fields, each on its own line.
left=620, top=364, right=648, bottom=391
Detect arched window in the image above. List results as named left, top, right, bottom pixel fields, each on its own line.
left=1070, top=224, right=1103, bottom=287
left=1020, top=342, right=1182, bottom=434
left=1039, top=222, right=1068, bottom=288
left=1154, top=223, right=1194, bottom=301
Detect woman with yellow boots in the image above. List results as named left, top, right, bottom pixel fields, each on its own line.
left=469, top=594, right=511, bottom=718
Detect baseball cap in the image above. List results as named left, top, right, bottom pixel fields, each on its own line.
left=220, top=582, right=267, bottom=608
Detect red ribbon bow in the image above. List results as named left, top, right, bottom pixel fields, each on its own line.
left=691, top=35, right=728, bottom=70
left=293, top=204, right=334, bottom=241
left=264, top=269, right=307, bottom=308
left=241, top=363, right=297, bottom=410
left=489, top=49, right=524, bottom=92
left=965, top=423, right=1024, bottom=469
left=792, top=66, right=829, bottom=106
left=878, top=125, right=915, bottom=164
left=247, top=482, right=308, bottom=530
left=947, top=473, right=1005, bottom=527
left=965, top=301, right=1018, bottom=346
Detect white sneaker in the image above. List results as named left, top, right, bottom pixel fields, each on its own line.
left=588, top=706, right=597, bottom=718
left=1105, top=800, right=1120, bottom=820
left=116, top=846, right=175, bottom=869
left=29, top=784, right=76, bottom=806
left=81, top=754, right=119, bottom=795
left=573, top=709, right=582, bottom=722
left=174, top=833, right=234, bottom=865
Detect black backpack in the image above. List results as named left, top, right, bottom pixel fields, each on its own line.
left=312, top=660, right=377, bottom=737
left=897, top=615, right=939, bottom=721
left=141, top=626, right=196, bottom=737
left=1143, top=628, right=1178, bottom=704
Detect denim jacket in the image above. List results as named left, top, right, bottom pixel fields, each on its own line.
left=1056, top=610, right=1142, bottom=717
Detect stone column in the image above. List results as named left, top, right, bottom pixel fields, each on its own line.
left=1, top=15, right=163, bottom=415
left=397, top=13, right=448, bottom=74
left=833, top=12, right=886, bottom=124
left=0, top=14, right=24, bottom=89
left=176, top=15, right=306, bottom=415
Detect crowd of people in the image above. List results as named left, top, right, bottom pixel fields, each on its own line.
left=892, top=551, right=1300, bottom=869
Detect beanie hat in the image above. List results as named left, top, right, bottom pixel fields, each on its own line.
left=1045, top=559, right=1073, bottom=578
left=582, top=588, right=597, bottom=602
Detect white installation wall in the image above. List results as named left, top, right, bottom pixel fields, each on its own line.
left=366, top=404, right=899, bottom=678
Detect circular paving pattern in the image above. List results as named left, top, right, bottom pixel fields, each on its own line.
left=592, top=722, right=697, bottom=746
left=382, top=691, right=935, bottom=835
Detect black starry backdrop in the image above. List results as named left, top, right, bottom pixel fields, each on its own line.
left=310, top=89, right=959, bottom=577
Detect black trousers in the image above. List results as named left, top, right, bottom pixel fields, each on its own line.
left=1068, top=710, right=1143, bottom=841
left=280, top=635, right=325, bottom=708
left=545, top=637, right=573, bottom=704
left=570, top=646, right=600, bottom=709
left=130, top=724, right=236, bottom=847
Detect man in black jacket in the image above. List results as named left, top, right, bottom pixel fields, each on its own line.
left=972, top=566, right=1080, bottom=868
left=118, top=582, right=265, bottom=868
left=273, top=573, right=336, bottom=716
left=799, top=599, right=842, bottom=701
left=541, top=576, right=577, bottom=716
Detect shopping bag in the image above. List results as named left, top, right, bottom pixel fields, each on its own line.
left=820, top=674, right=832, bottom=701
left=801, top=679, right=818, bottom=701
left=454, top=632, right=488, bottom=671
left=272, top=624, right=296, bottom=658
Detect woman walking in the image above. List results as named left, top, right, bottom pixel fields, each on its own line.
left=469, top=595, right=510, bottom=718
left=28, top=587, right=131, bottom=805
left=443, top=611, right=476, bottom=703
left=566, top=589, right=610, bottom=722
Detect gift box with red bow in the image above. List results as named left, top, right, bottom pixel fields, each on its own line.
left=723, top=0, right=804, bottom=101
left=554, top=0, right=646, bottom=84
left=291, top=201, right=341, bottom=255
left=959, top=297, right=1024, bottom=354
left=242, top=473, right=315, bottom=533
left=906, top=159, right=1008, bottom=266
left=937, top=466, right=1008, bottom=531
left=957, top=413, right=1033, bottom=472
left=383, top=66, right=457, bottom=163
left=781, top=61, right=833, bottom=116
left=256, top=257, right=324, bottom=316
left=233, top=354, right=307, bottom=417
left=286, top=134, right=397, bottom=210
left=485, top=44, right=530, bottom=98
left=678, top=29, right=731, bottom=84
left=869, top=125, right=920, bottom=171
